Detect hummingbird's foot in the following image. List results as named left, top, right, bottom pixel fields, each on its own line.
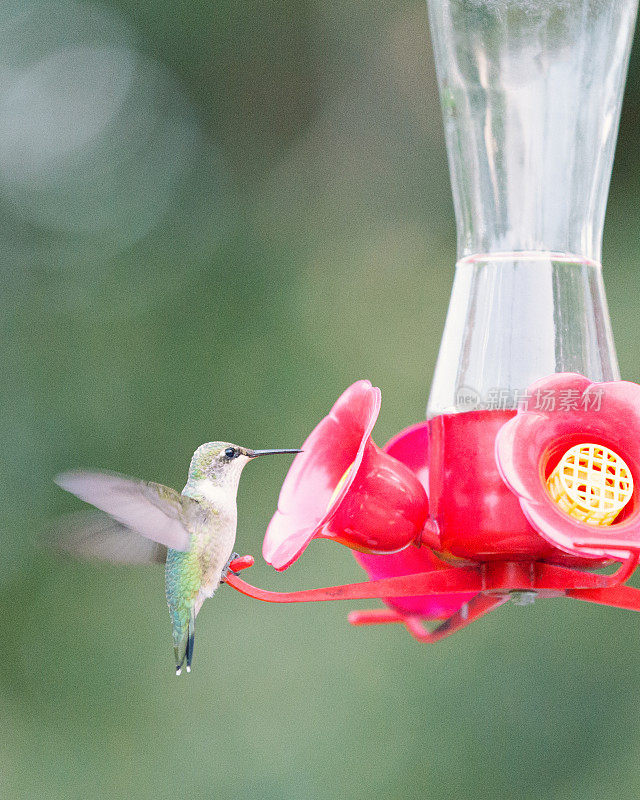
left=220, top=552, right=241, bottom=582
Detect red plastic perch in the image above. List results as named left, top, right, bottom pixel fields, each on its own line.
left=225, top=554, right=640, bottom=643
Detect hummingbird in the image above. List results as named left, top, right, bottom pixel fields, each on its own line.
left=55, top=442, right=300, bottom=675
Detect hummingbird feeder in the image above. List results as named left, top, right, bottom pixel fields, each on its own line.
left=224, top=0, right=640, bottom=643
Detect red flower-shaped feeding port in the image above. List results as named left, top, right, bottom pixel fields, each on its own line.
left=223, top=376, right=640, bottom=643
left=496, top=373, right=640, bottom=560
left=263, top=380, right=429, bottom=570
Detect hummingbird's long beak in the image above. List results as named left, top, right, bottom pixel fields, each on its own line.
left=247, top=448, right=302, bottom=458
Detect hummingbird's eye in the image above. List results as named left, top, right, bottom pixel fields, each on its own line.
left=224, top=447, right=237, bottom=459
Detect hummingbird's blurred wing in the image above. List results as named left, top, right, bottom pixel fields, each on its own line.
left=55, top=471, right=194, bottom=551
left=50, top=510, right=168, bottom=564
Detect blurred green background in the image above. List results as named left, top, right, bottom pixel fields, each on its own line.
left=2, top=2, right=640, bottom=798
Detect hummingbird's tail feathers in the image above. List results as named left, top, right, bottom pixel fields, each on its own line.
left=173, top=607, right=196, bottom=676
left=186, top=608, right=195, bottom=674
left=174, top=634, right=187, bottom=676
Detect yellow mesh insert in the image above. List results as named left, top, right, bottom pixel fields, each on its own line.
left=546, top=443, right=633, bottom=526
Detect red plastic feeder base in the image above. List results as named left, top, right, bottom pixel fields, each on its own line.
left=232, top=377, right=640, bottom=644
